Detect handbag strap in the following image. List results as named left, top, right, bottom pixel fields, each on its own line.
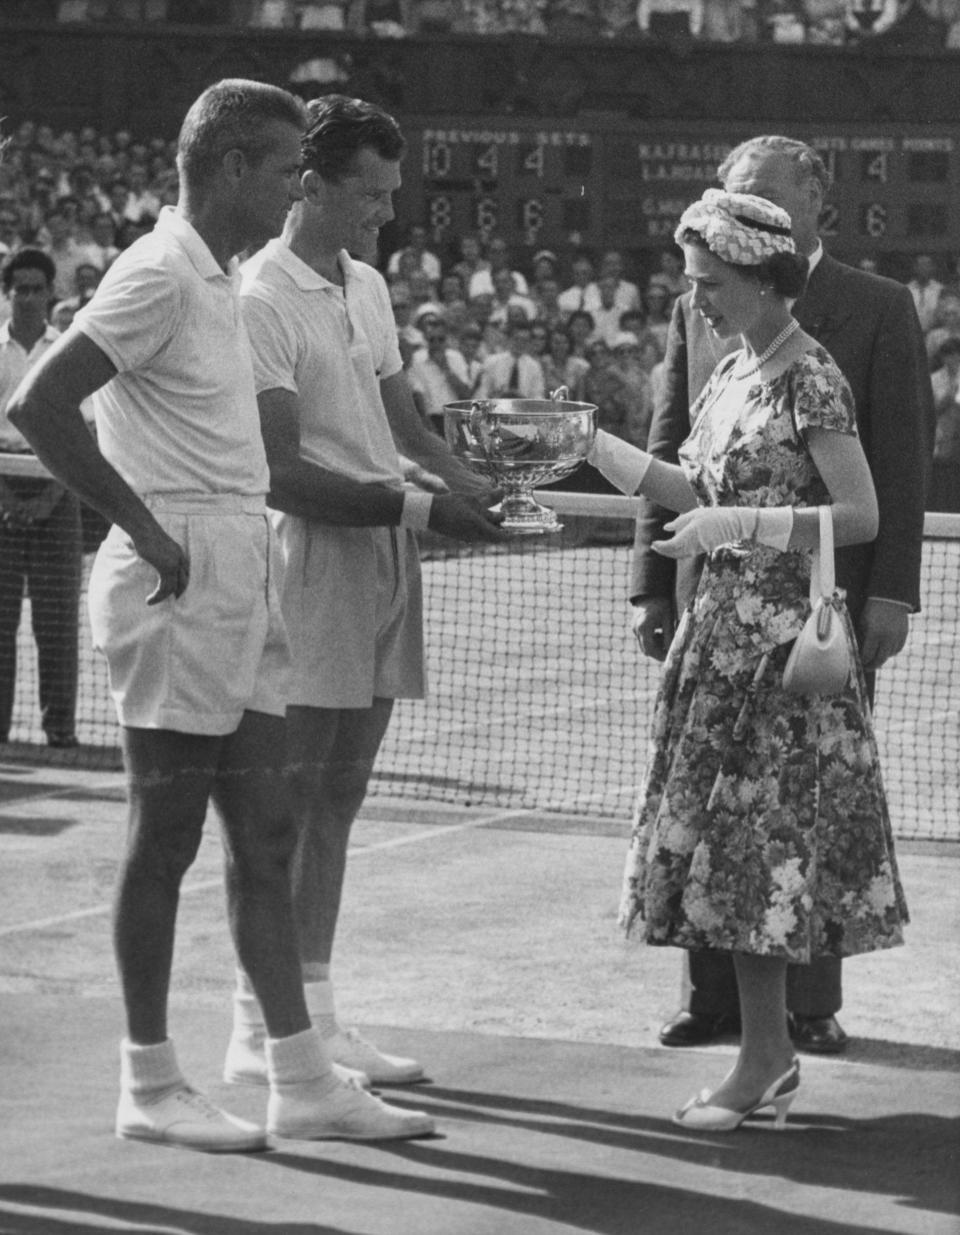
left=810, top=504, right=835, bottom=604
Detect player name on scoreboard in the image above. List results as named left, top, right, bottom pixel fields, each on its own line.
left=399, top=119, right=958, bottom=257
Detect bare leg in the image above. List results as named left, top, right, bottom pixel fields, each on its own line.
left=212, top=709, right=311, bottom=1041
left=703, top=953, right=795, bottom=1111
left=287, top=699, right=395, bottom=966
left=116, top=727, right=219, bottom=1045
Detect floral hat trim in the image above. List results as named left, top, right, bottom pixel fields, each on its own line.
left=675, top=189, right=796, bottom=266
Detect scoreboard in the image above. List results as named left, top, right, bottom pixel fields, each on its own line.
left=395, top=117, right=959, bottom=262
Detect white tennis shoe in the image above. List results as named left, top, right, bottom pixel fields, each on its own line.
left=116, top=1084, right=266, bottom=1153
left=268, top=1078, right=435, bottom=1141
left=327, top=1027, right=424, bottom=1085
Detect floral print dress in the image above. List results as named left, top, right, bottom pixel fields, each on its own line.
left=619, top=346, right=908, bottom=962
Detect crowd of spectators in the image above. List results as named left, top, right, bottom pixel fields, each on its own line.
left=3, top=0, right=957, bottom=48
left=2, top=119, right=960, bottom=513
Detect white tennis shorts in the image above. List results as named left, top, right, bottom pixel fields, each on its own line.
left=88, top=495, right=290, bottom=735
left=275, top=517, right=425, bottom=709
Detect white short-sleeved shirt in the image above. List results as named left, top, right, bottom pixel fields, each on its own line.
left=240, top=240, right=403, bottom=487
left=75, top=208, right=268, bottom=498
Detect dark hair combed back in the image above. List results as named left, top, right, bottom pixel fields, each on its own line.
left=717, top=135, right=834, bottom=199
left=177, top=78, right=307, bottom=189
left=2, top=246, right=56, bottom=292
left=301, top=94, right=405, bottom=181
left=677, top=228, right=809, bottom=299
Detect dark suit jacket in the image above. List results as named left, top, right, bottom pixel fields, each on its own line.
left=629, top=252, right=934, bottom=625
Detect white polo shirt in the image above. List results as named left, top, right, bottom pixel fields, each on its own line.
left=240, top=240, right=403, bottom=488
left=0, top=322, right=60, bottom=451
left=75, top=207, right=268, bottom=498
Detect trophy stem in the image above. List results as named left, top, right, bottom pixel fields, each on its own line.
left=498, top=486, right=562, bottom=535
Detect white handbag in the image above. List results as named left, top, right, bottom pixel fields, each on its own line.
left=782, top=505, right=853, bottom=696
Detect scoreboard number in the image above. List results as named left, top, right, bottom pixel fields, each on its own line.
left=427, top=194, right=453, bottom=235
left=474, top=196, right=499, bottom=234
left=860, top=151, right=889, bottom=183
left=860, top=202, right=888, bottom=238
left=520, top=144, right=545, bottom=178
left=819, top=204, right=840, bottom=236
left=474, top=143, right=499, bottom=180
left=518, top=198, right=544, bottom=243
left=422, top=139, right=452, bottom=180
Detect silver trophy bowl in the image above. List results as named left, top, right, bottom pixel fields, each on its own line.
left=443, top=394, right=597, bottom=535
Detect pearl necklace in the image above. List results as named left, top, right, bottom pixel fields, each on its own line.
left=734, top=319, right=800, bottom=377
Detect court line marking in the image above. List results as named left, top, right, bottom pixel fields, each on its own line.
left=0, top=807, right=530, bottom=940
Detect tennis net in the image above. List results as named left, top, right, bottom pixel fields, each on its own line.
left=2, top=454, right=957, bottom=842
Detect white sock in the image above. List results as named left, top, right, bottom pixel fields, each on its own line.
left=265, top=1027, right=339, bottom=1097
left=304, top=978, right=339, bottom=1039
left=120, top=1038, right=184, bottom=1100
left=232, top=969, right=265, bottom=1037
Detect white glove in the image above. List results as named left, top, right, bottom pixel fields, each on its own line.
left=587, top=430, right=653, bottom=496
left=653, top=505, right=794, bottom=558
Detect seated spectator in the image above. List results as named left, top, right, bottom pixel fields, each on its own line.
left=530, top=320, right=550, bottom=360
left=642, top=281, right=672, bottom=351
left=389, top=280, right=425, bottom=366
left=588, top=273, right=630, bottom=347
left=450, top=232, right=489, bottom=291
left=701, top=0, right=757, bottom=39
left=467, top=291, right=507, bottom=356
left=930, top=336, right=960, bottom=511
left=355, top=0, right=415, bottom=33
left=539, top=324, right=589, bottom=400
left=602, top=0, right=643, bottom=35
left=477, top=318, right=546, bottom=398
left=566, top=307, right=595, bottom=358
left=646, top=245, right=687, bottom=301
left=585, top=249, right=641, bottom=315
left=558, top=252, right=596, bottom=317
left=468, top=234, right=529, bottom=298
left=544, top=0, right=603, bottom=38
left=462, top=0, right=548, bottom=31
left=52, top=259, right=101, bottom=318
left=387, top=223, right=442, bottom=284
left=436, top=270, right=470, bottom=338
left=488, top=266, right=537, bottom=328
left=0, top=207, right=23, bottom=260
left=116, top=213, right=156, bottom=250
left=407, top=314, right=477, bottom=432
left=87, top=211, right=120, bottom=271
left=609, top=331, right=654, bottom=449
left=453, top=321, right=488, bottom=383
left=408, top=267, right=442, bottom=316
left=41, top=204, right=101, bottom=303
left=908, top=253, right=945, bottom=333
left=530, top=248, right=560, bottom=293
left=765, top=0, right=807, bottom=40
left=123, top=162, right=162, bottom=222
left=637, top=0, right=705, bottom=35
left=925, top=290, right=960, bottom=364
left=530, top=274, right=566, bottom=330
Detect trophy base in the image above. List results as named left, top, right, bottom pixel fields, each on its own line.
left=496, top=497, right=563, bottom=536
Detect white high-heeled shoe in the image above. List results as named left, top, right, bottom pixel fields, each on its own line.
left=672, top=1058, right=800, bottom=1132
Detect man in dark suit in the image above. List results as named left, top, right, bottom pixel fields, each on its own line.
left=630, top=135, right=933, bottom=1055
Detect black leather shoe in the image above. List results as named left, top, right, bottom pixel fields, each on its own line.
left=790, top=1014, right=848, bottom=1054
left=658, top=1010, right=741, bottom=1047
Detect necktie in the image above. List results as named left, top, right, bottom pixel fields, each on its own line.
left=509, top=358, right=521, bottom=394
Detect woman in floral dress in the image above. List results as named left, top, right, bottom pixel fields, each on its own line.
left=587, top=188, right=907, bottom=1132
